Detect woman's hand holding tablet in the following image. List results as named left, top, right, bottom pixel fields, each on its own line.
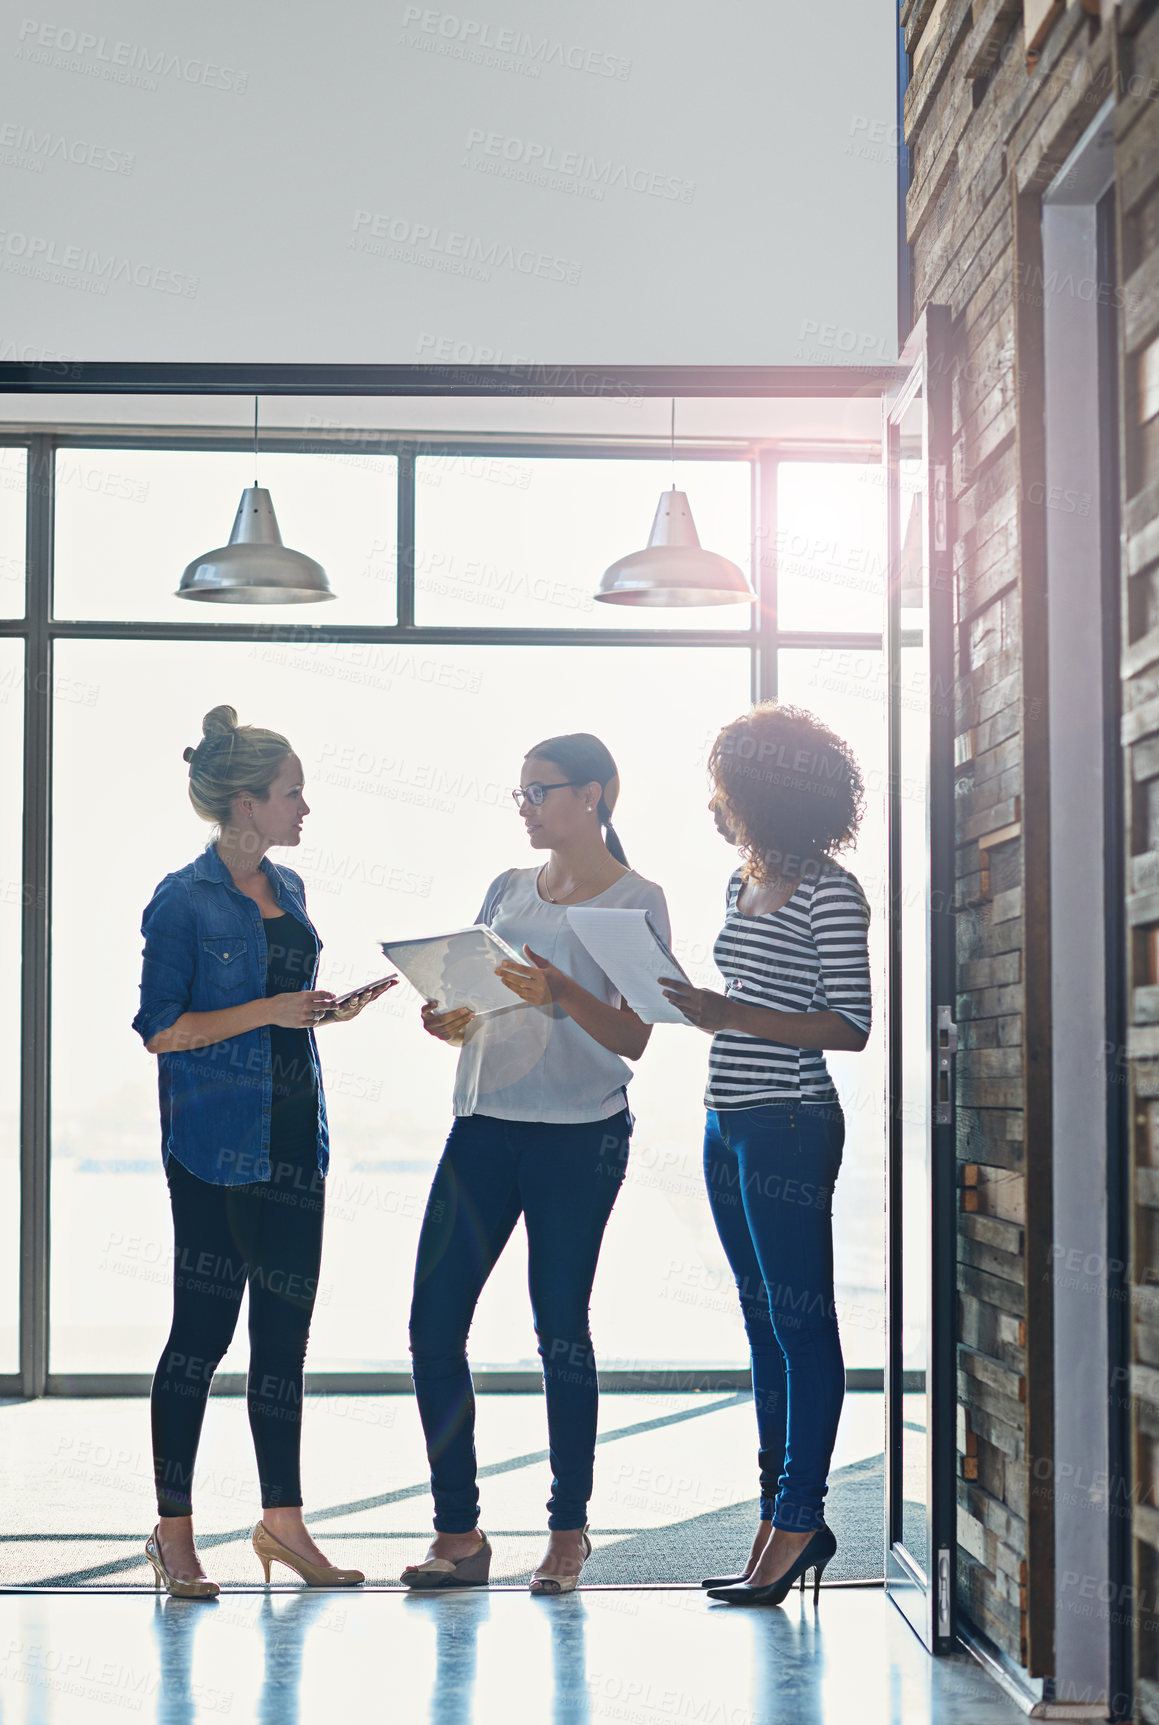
left=420, top=1001, right=476, bottom=1045
left=314, top=975, right=398, bottom=1025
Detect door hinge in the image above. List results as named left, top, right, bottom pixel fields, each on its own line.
left=937, top=1547, right=952, bottom=1637
left=935, top=1005, right=957, bottom=1125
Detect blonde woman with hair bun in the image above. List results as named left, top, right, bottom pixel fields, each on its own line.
left=132, top=704, right=395, bottom=1597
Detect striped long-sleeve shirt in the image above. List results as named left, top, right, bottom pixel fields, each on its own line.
left=705, top=863, right=872, bottom=1109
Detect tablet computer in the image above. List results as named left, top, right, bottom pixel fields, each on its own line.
left=380, top=925, right=529, bottom=1017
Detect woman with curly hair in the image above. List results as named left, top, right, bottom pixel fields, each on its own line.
left=660, top=702, right=871, bottom=1608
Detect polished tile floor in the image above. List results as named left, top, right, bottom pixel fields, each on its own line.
left=0, top=1394, right=1021, bottom=1721
left=0, top=1587, right=1030, bottom=1725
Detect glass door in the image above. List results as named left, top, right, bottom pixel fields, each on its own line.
left=884, top=306, right=958, bottom=1652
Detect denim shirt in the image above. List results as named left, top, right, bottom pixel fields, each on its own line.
left=132, top=844, right=329, bottom=1187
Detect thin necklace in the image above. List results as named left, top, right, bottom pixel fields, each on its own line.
left=539, top=861, right=612, bottom=904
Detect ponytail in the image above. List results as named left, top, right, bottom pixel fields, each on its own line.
left=600, top=809, right=628, bottom=866
left=527, top=731, right=629, bottom=867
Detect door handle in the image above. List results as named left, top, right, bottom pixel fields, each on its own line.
left=935, top=1004, right=957, bottom=1125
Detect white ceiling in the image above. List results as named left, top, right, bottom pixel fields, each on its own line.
left=0, top=0, right=898, bottom=365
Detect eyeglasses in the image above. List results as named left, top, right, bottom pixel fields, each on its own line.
left=510, top=780, right=586, bottom=810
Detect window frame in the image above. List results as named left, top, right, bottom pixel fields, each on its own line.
left=0, top=424, right=894, bottom=1398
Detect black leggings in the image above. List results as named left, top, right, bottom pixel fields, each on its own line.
left=150, top=1137, right=325, bottom=1517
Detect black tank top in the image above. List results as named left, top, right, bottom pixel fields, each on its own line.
left=262, top=912, right=320, bottom=1152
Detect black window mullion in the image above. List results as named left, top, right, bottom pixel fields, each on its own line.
left=20, top=434, right=52, bottom=1397
left=396, top=445, right=415, bottom=629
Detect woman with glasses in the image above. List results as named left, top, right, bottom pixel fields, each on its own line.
left=402, top=733, right=669, bottom=1597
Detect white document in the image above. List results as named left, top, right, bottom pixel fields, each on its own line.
left=564, top=907, right=692, bottom=1025
left=380, top=925, right=528, bottom=1017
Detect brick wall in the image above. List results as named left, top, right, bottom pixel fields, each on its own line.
left=901, top=0, right=1142, bottom=1682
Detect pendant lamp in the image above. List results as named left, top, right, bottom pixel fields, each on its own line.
left=176, top=399, right=335, bottom=604
left=594, top=401, right=755, bottom=608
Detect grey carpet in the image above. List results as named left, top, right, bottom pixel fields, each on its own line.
left=0, top=1452, right=884, bottom=1589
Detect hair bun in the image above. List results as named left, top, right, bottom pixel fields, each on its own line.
left=202, top=703, right=239, bottom=740
left=182, top=745, right=196, bottom=764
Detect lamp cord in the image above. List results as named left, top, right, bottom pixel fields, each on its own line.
left=254, top=395, right=259, bottom=486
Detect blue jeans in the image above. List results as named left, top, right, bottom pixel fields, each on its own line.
left=703, top=1101, right=845, bottom=1533
left=409, top=1110, right=631, bottom=1532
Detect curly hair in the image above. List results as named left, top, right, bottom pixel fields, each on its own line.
left=708, top=702, right=865, bottom=883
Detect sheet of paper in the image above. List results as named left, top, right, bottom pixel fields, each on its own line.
left=380, top=925, right=528, bottom=1017
left=564, top=907, right=691, bottom=1025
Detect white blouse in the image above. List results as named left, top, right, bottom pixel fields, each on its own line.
left=452, top=865, right=672, bottom=1124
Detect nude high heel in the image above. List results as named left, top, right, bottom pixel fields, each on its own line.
left=529, top=1528, right=591, bottom=1596
left=252, top=1521, right=365, bottom=1587
left=144, top=1525, right=220, bottom=1599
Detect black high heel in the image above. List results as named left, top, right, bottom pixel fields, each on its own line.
left=706, top=1525, right=836, bottom=1606
left=701, top=1519, right=774, bottom=1588
left=700, top=1569, right=753, bottom=1589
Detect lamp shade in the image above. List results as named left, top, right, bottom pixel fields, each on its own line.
left=177, top=487, right=334, bottom=604
left=594, top=488, right=755, bottom=607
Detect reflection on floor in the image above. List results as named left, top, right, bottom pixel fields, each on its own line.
left=1, top=1393, right=887, bottom=1587
left=0, top=1588, right=1031, bottom=1725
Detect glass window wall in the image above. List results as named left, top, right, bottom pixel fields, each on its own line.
left=776, top=459, right=886, bottom=633
left=8, top=434, right=893, bottom=1383
left=415, top=457, right=749, bottom=631
left=0, top=446, right=25, bottom=620
left=49, top=639, right=753, bottom=1373
left=53, top=449, right=397, bottom=625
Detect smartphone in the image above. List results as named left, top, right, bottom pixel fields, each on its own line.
left=328, top=975, right=398, bottom=1011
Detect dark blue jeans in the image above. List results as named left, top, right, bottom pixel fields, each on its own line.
left=703, top=1101, right=845, bottom=1533
left=409, top=1110, right=631, bottom=1532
